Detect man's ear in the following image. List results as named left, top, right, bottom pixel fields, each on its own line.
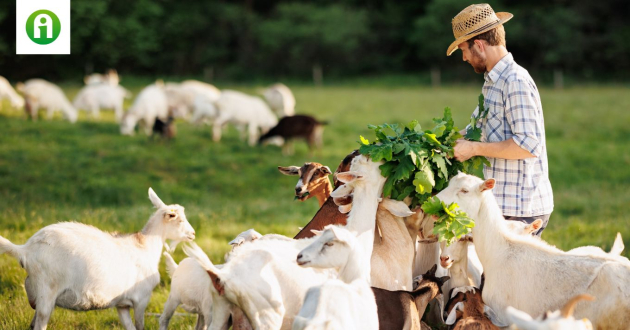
left=473, top=39, right=485, bottom=52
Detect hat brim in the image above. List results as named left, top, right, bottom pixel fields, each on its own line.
left=446, top=12, right=513, bottom=56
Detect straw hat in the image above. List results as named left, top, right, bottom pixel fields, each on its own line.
left=446, top=4, right=513, bottom=56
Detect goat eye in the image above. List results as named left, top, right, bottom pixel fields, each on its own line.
left=324, top=242, right=334, bottom=247
left=460, top=189, right=469, bottom=194
left=168, top=213, right=176, bottom=218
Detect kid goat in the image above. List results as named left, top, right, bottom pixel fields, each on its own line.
left=436, top=172, right=630, bottom=329
left=0, top=188, right=195, bottom=330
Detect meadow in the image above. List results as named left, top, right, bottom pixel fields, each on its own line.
left=0, top=84, right=629, bottom=329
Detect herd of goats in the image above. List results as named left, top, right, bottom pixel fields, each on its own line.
left=0, top=147, right=629, bottom=330
left=1, top=71, right=630, bottom=330
left=0, top=70, right=326, bottom=153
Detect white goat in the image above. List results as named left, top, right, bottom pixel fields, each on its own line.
left=20, top=79, right=77, bottom=123
left=436, top=172, right=630, bottom=329
left=263, top=83, right=296, bottom=117
left=73, top=84, right=131, bottom=122
left=120, top=83, right=169, bottom=135
left=211, top=90, right=278, bottom=146
left=185, top=155, right=393, bottom=330
left=84, top=69, right=119, bottom=86
left=507, top=294, right=595, bottom=330
left=0, top=188, right=195, bottom=330
left=293, top=225, right=378, bottom=330
left=0, top=75, right=25, bottom=109
left=160, top=229, right=261, bottom=330
left=569, top=232, right=625, bottom=259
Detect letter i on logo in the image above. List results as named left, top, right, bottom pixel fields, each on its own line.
left=26, top=10, right=61, bottom=45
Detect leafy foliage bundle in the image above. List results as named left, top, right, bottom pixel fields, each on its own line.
left=358, top=105, right=487, bottom=244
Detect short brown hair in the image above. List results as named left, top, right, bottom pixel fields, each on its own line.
left=467, top=24, right=506, bottom=48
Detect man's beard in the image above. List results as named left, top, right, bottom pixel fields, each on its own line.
left=469, top=47, right=487, bottom=73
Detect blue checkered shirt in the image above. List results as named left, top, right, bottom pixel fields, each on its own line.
left=468, top=53, right=554, bottom=217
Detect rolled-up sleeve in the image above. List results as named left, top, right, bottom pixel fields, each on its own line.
left=504, top=79, right=543, bottom=157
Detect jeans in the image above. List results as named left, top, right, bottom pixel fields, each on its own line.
left=504, top=214, right=551, bottom=237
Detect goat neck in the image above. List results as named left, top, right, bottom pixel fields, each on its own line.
left=294, top=197, right=347, bottom=239
left=344, top=179, right=382, bottom=263
left=338, top=240, right=371, bottom=284
left=310, top=178, right=333, bottom=207
left=471, top=193, right=509, bottom=269
left=140, top=212, right=173, bottom=255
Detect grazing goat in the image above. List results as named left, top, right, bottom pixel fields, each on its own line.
left=436, top=172, right=630, bottom=329
left=152, top=116, right=177, bottom=140
left=293, top=225, right=378, bottom=330
left=73, top=84, right=131, bottom=122
left=211, top=90, right=278, bottom=146
left=445, top=288, right=499, bottom=330
left=263, top=83, right=296, bottom=117
left=84, top=69, right=119, bottom=85
left=507, top=294, right=595, bottom=330
left=120, top=83, right=169, bottom=135
left=0, top=188, right=195, bottom=330
left=278, top=162, right=333, bottom=207
left=19, top=79, right=78, bottom=123
left=0, top=75, right=25, bottom=109
left=372, top=265, right=450, bottom=330
left=160, top=229, right=259, bottom=330
left=185, top=154, right=392, bottom=329
left=259, top=115, right=326, bottom=155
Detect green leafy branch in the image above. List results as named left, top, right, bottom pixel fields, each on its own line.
left=421, top=196, right=475, bottom=246
left=463, top=94, right=492, bottom=173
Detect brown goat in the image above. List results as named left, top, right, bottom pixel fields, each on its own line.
left=278, top=162, right=333, bottom=207
left=293, top=150, right=359, bottom=239
left=372, top=265, right=450, bottom=330
left=258, top=114, right=327, bottom=154
left=446, top=289, right=499, bottom=330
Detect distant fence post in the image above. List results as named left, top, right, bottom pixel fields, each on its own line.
left=313, top=64, right=323, bottom=86
left=204, top=67, right=214, bottom=82
left=431, top=66, right=441, bottom=87
left=554, top=68, right=564, bottom=90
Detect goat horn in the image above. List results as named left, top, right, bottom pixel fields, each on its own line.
left=560, top=294, right=596, bottom=318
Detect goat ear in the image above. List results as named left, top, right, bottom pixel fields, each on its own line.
left=330, top=183, right=354, bottom=198
left=328, top=226, right=351, bottom=243
left=439, top=276, right=451, bottom=286
left=479, top=179, right=495, bottom=192
left=445, top=302, right=464, bottom=325
left=278, top=166, right=300, bottom=176
left=207, top=270, right=225, bottom=296
left=148, top=188, right=166, bottom=208
left=526, top=219, right=543, bottom=233
left=335, top=171, right=362, bottom=184
left=428, top=264, right=438, bottom=276
left=310, top=229, right=323, bottom=236
left=320, top=166, right=332, bottom=175
left=338, top=204, right=352, bottom=214
left=380, top=199, right=415, bottom=217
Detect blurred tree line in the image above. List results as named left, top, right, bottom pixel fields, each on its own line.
left=0, top=0, right=628, bottom=84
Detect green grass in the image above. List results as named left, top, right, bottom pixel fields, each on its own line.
left=0, top=85, right=629, bottom=329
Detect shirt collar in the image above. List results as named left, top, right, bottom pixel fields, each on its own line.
left=484, top=53, right=513, bottom=83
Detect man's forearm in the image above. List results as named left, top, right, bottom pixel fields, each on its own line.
left=470, top=138, right=535, bottom=160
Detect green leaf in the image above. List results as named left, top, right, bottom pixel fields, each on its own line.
left=370, top=144, right=393, bottom=162
left=382, top=176, right=396, bottom=198
left=413, top=166, right=434, bottom=194
left=379, top=162, right=397, bottom=178
left=421, top=196, right=442, bottom=215
left=431, top=154, right=448, bottom=179
left=393, top=143, right=406, bottom=154
left=392, top=156, right=415, bottom=181
left=423, top=133, right=441, bottom=146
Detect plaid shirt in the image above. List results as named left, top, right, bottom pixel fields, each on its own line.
left=469, top=53, right=554, bottom=217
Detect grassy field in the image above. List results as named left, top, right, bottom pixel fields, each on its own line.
left=0, top=84, right=629, bottom=329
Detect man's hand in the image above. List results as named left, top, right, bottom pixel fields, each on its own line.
left=453, top=139, right=477, bottom=162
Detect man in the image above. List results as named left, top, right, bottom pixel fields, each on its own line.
left=448, top=4, right=554, bottom=236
